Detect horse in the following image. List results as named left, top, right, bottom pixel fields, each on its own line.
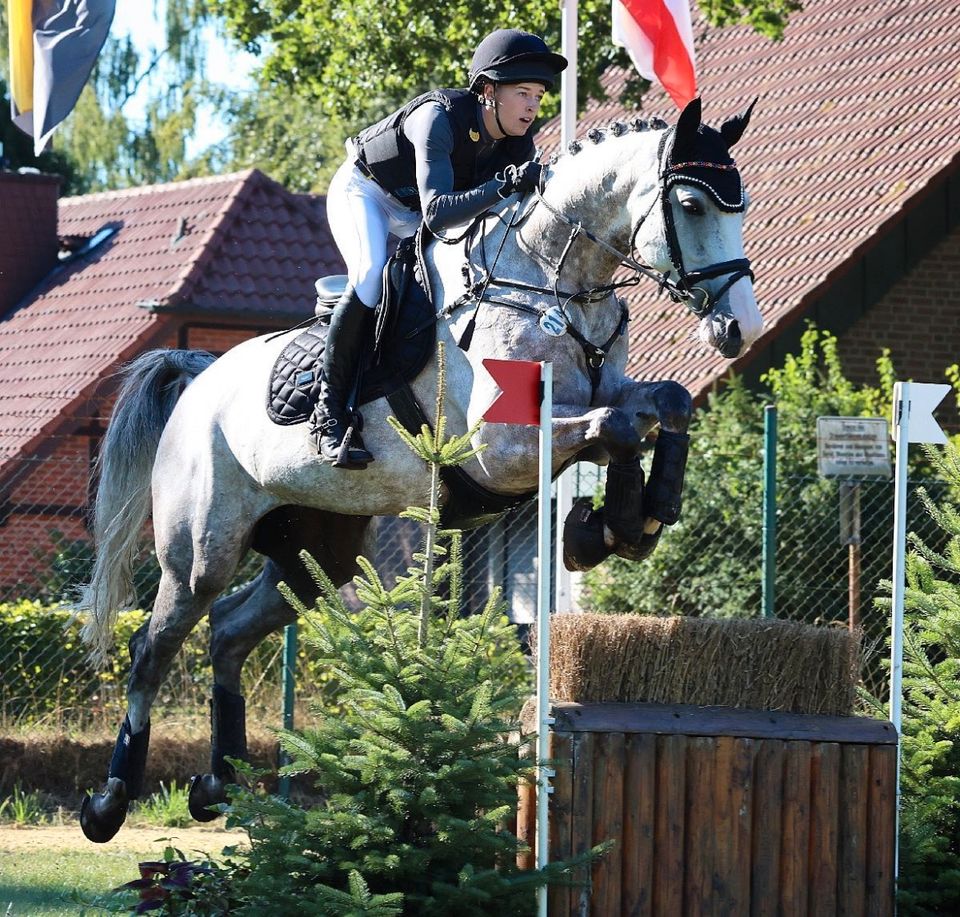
left=77, top=97, right=763, bottom=842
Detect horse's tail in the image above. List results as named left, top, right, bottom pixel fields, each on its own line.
left=78, top=349, right=215, bottom=664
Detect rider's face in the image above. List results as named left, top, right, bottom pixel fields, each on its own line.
left=485, top=83, right=546, bottom=137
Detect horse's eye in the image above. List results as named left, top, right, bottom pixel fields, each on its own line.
left=679, top=197, right=705, bottom=216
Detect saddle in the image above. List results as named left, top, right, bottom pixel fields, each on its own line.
left=267, top=232, right=536, bottom=529
left=267, top=234, right=435, bottom=426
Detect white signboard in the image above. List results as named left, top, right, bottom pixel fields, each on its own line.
left=816, top=416, right=891, bottom=478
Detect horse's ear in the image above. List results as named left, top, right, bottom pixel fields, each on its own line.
left=671, top=97, right=702, bottom=161
left=720, top=98, right=757, bottom=149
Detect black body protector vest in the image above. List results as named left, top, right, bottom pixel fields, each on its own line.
left=354, top=89, right=534, bottom=211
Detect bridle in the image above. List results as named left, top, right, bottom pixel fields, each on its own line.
left=442, top=127, right=755, bottom=395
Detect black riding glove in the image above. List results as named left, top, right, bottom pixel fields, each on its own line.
left=497, top=160, right=544, bottom=198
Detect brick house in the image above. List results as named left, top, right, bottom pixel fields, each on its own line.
left=0, top=169, right=342, bottom=593
left=0, top=0, right=957, bottom=605
left=536, top=0, right=959, bottom=423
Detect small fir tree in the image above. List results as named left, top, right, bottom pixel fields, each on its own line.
left=95, top=344, right=591, bottom=915
left=892, top=443, right=960, bottom=915
left=205, top=344, right=575, bottom=915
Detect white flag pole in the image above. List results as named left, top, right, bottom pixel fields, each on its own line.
left=555, top=0, right=578, bottom=614
left=889, top=382, right=910, bottom=883
left=536, top=361, right=554, bottom=917
left=889, top=380, right=949, bottom=882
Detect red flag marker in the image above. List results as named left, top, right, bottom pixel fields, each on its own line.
left=482, top=359, right=542, bottom=425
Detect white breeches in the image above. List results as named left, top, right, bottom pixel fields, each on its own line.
left=326, top=150, right=422, bottom=307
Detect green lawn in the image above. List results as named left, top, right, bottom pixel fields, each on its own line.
left=0, top=827, right=243, bottom=916
left=0, top=845, right=148, bottom=915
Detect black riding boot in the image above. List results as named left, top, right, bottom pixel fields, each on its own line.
left=309, top=287, right=374, bottom=468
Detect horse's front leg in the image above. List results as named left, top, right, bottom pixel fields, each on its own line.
left=554, top=380, right=693, bottom=570
left=620, top=378, right=693, bottom=523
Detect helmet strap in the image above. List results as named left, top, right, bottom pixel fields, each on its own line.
left=491, top=84, right=510, bottom=138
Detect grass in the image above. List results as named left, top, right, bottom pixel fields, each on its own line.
left=0, top=780, right=240, bottom=915
left=128, top=780, right=193, bottom=828
left=0, top=784, right=48, bottom=825
left=0, top=845, right=153, bottom=916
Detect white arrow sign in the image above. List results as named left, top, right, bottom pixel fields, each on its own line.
left=893, top=382, right=950, bottom=445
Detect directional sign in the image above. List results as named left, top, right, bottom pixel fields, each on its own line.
left=893, top=382, right=950, bottom=445
left=816, top=416, right=891, bottom=478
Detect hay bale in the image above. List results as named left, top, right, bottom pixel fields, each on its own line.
left=543, top=614, right=861, bottom=716
left=0, top=729, right=279, bottom=805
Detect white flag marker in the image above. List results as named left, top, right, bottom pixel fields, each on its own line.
left=890, top=381, right=952, bottom=881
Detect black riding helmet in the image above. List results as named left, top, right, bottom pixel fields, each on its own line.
left=468, top=29, right=568, bottom=91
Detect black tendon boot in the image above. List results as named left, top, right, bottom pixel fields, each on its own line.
left=309, top=287, right=374, bottom=468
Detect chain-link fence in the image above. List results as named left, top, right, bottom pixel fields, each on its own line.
left=0, top=420, right=948, bottom=730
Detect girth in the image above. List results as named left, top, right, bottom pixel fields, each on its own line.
left=386, top=382, right=536, bottom=530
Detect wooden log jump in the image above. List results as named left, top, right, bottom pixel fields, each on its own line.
left=519, top=701, right=896, bottom=916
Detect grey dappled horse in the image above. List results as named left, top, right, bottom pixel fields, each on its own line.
left=78, top=98, right=763, bottom=842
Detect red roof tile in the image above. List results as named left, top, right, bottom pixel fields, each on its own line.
left=0, top=169, right=343, bottom=472
left=537, top=0, right=959, bottom=396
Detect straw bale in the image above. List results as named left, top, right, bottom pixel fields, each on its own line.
left=542, top=614, right=861, bottom=716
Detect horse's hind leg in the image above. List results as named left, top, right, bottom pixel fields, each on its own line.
left=81, top=530, right=247, bottom=843
left=189, top=507, right=373, bottom=820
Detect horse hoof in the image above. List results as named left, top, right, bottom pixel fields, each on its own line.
left=80, top=777, right=129, bottom=843
left=188, top=773, right=227, bottom=822
left=614, top=526, right=662, bottom=562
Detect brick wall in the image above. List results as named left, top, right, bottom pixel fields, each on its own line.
left=837, top=226, right=960, bottom=430
left=185, top=325, right=265, bottom=355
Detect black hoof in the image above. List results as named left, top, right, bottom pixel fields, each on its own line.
left=189, top=773, right=227, bottom=822
left=614, top=526, right=662, bottom=562
left=80, top=777, right=129, bottom=843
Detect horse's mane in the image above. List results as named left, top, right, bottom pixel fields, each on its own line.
left=546, top=116, right=671, bottom=166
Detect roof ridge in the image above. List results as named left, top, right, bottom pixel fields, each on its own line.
left=59, top=168, right=260, bottom=207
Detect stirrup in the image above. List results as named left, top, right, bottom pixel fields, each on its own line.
left=316, top=416, right=373, bottom=469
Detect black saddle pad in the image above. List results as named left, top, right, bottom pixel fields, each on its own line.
left=267, top=238, right=435, bottom=426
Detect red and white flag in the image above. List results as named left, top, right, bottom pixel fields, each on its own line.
left=612, top=0, right=697, bottom=109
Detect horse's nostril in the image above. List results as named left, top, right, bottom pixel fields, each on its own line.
left=717, top=319, right=742, bottom=358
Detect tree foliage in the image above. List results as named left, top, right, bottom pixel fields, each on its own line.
left=0, top=0, right=214, bottom=193
left=206, top=0, right=801, bottom=191
left=211, top=0, right=799, bottom=125
left=890, top=444, right=960, bottom=914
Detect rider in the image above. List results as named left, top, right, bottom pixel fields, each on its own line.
left=312, top=28, right=568, bottom=469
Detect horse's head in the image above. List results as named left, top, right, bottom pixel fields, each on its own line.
left=628, top=98, right=763, bottom=359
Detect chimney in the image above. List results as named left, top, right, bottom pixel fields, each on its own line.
left=0, top=170, right=61, bottom=311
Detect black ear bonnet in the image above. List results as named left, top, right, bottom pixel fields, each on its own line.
left=660, top=98, right=751, bottom=213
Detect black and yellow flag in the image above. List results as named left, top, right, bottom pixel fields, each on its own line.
left=6, top=0, right=116, bottom=155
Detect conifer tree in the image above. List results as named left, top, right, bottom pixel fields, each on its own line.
left=895, top=443, right=960, bottom=914
left=216, top=345, right=577, bottom=915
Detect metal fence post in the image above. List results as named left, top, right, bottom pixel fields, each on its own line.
left=278, top=621, right=297, bottom=799
left=762, top=405, right=778, bottom=618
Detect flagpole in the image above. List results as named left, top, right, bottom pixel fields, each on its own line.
left=889, top=380, right=948, bottom=885
left=890, top=382, right=909, bottom=883
left=555, top=0, right=578, bottom=614
left=535, top=361, right=554, bottom=917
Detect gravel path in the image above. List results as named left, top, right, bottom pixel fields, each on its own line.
left=0, top=824, right=247, bottom=854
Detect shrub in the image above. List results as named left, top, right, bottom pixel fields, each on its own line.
left=584, top=325, right=944, bottom=627
left=0, top=601, right=148, bottom=721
